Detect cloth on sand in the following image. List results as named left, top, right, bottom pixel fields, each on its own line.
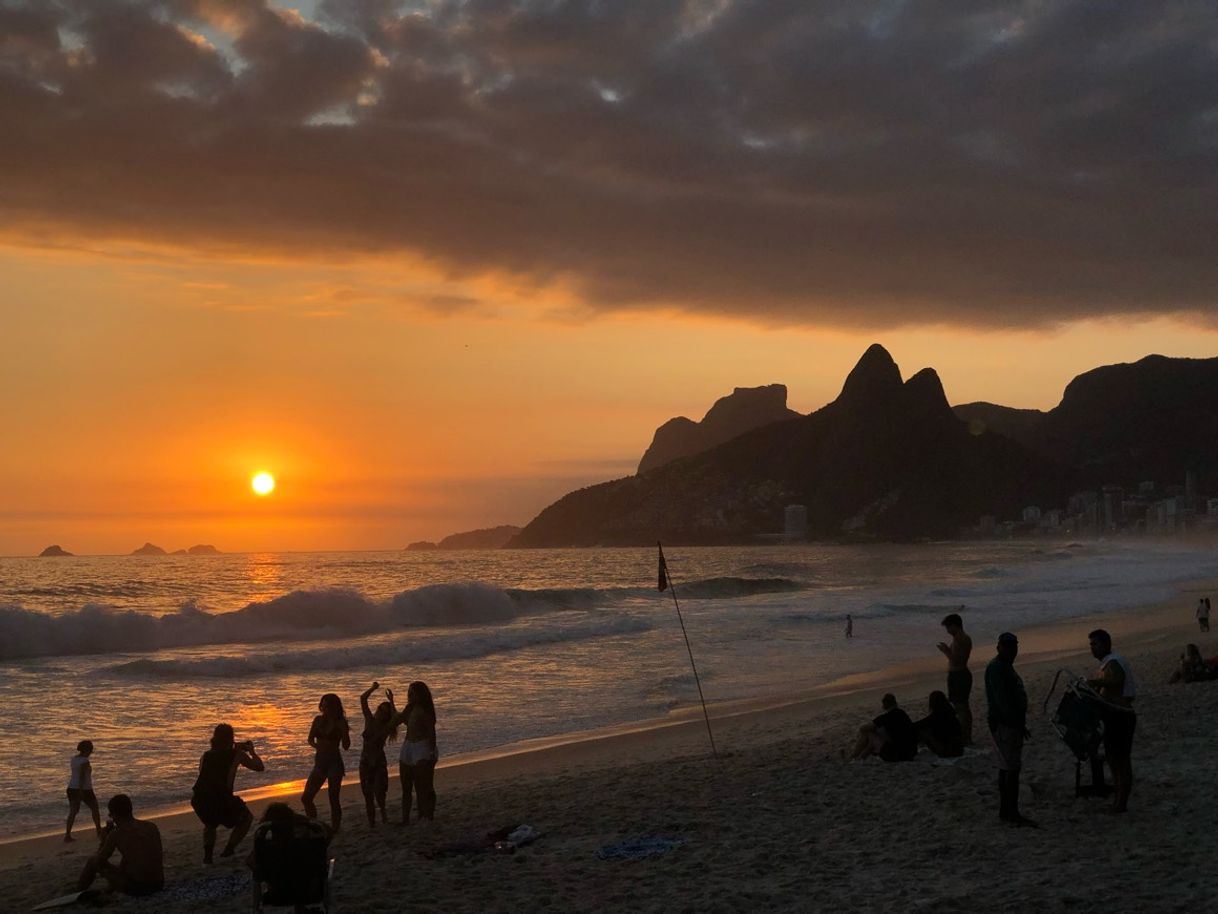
left=421, top=823, right=541, bottom=859
left=596, top=836, right=684, bottom=861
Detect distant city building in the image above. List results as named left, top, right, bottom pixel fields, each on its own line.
left=1101, top=485, right=1125, bottom=529
left=1209, top=498, right=1218, bottom=517
left=784, top=504, right=808, bottom=539
left=1021, top=506, right=1042, bottom=523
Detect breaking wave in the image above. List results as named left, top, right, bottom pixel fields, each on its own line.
left=0, top=575, right=804, bottom=662
left=102, top=615, right=654, bottom=678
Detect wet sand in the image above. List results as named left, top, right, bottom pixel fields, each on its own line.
left=3, top=581, right=1215, bottom=912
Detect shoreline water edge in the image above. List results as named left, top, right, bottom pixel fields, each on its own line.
left=2, top=574, right=1213, bottom=861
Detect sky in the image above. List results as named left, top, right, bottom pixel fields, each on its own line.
left=1, top=0, right=1217, bottom=555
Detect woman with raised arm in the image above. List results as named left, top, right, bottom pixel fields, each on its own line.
left=395, top=681, right=438, bottom=824
left=358, top=682, right=399, bottom=827
left=301, top=693, right=351, bottom=831
left=190, top=724, right=264, bottom=864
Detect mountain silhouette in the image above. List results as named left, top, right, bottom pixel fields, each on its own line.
left=638, top=384, right=799, bottom=474
left=131, top=542, right=167, bottom=556
left=510, top=345, right=1069, bottom=546
left=954, top=354, right=1218, bottom=493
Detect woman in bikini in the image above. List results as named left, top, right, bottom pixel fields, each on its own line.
left=358, top=681, right=398, bottom=827
left=301, top=693, right=351, bottom=831
left=394, top=681, right=438, bottom=824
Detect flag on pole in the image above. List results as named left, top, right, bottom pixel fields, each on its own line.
left=658, top=545, right=668, bottom=591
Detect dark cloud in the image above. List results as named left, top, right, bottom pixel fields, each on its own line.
left=1, top=0, right=1216, bottom=327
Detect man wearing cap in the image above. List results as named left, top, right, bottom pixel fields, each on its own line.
left=985, top=632, right=1036, bottom=827
left=1086, top=629, right=1136, bottom=813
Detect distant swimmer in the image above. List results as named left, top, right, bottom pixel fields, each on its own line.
left=191, top=724, right=264, bottom=864
left=1087, top=629, right=1137, bottom=814
left=65, top=739, right=102, bottom=843
left=937, top=610, right=973, bottom=744
left=302, top=693, right=351, bottom=832
left=1198, top=597, right=1210, bottom=633
left=359, top=682, right=399, bottom=827
left=845, top=614, right=853, bottom=639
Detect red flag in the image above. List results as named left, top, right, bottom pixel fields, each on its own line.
left=658, top=544, right=668, bottom=591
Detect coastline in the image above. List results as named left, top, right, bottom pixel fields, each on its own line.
left=2, top=575, right=1214, bottom=910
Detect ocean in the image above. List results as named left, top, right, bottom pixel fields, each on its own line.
left=1, top=540, right=1214, bottom=839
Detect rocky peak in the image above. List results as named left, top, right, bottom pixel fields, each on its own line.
left=902, top=367, right=954, bottom=422
left=638, top=384, right=799, bottom=474
left=834, top=344, right=903, bottom=410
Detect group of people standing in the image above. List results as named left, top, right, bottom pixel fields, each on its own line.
left=850, top=610, right=1138, bottom=827
left=191, top=680, right=438, bottom=862
left=66, top=679, right=438, bottom=897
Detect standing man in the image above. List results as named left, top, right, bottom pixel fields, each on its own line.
left=937, top=610, right=973, bottom=744
left=1198, top=597, right=1210, bottom=633
left=77, top=794, right=164, bottom=897
left=985, top=632, right=1036, bottom=827
left=1087, top=629, right=1136, bottom=814
left=845, top=614, right=853, bottom=639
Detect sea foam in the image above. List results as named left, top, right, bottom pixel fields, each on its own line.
left=0, top=576, right=801, bottom=661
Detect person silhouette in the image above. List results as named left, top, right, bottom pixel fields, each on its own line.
left=301, top=694, right=351, bottom=832
left=76, top=794, right=163, bottom=897
left=65, top=739, right=102, bottom=843
left=358, top=682, right=398, bottom=827
left=190, top=724, right=265, bottom=863
left=393, top=681, right=438, bottom=824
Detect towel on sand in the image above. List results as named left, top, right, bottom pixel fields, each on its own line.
left=596, top=836, right=684, bottom=861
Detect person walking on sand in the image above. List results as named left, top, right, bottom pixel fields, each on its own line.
left=65, top=739, right=102, bottom=843
left=1086, top=629, right=1137, bottom=814
left=394, top=681, right=438, bottom=824
left=986, top=632, right=1036, bottom=827
left=937, top=611, right=974, bottom=744
left=302, top=693, right=351, bottom=832
left=1199, top=597, right=1210, bottom=633
left=76, top=794, right=163, bottom=897
left=191, top=724, right=264, bottom=863
left=358, top=682, right=399, bottom=827
left=845, top=614, right=853, bottom=639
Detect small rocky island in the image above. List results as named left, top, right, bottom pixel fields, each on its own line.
left=38, top=544, right=73, bottom=557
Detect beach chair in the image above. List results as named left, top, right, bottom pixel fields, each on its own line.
left=1042, top=669, right=1110, bottom=798
left=250, top=817, right=335, bottom=913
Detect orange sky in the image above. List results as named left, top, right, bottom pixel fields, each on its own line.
left=4, top=238, right=1218, bottom=556
left=3, top=1, right=1217, bottom=555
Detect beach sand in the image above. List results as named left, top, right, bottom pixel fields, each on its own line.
left=4, top=581, right=1216, bottom=912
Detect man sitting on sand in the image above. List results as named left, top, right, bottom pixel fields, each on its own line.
left=914, top=690, right=964, bottom=758
left=936, top=611, right=973, bottom=744
left=849, top=693, right=917, bottom=762
left=76, top=794, right=163, bottom=897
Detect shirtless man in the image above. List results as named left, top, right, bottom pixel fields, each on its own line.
left=937, top=610, right=973, bottom=744
left=1087, top=629, right=1137, bottom=813
left=77, top=795, right=163, bottom=897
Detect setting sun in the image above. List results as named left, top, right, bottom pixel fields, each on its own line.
left=251, top=472, right=276, bottom=496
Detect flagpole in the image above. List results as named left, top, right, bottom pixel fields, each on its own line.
left=658, top=542, right=718, bottom=759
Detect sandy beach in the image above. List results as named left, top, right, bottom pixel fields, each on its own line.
left=4, top=580, right=1216, bottom=913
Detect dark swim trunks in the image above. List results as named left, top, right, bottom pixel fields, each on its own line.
left=947, top=669, right=974, bottom=704
left=1102, top=708, right=1136, bottom=759
left=66, top=788, right=97, bottom=804
left=190, top=793, right=250, bottom=829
